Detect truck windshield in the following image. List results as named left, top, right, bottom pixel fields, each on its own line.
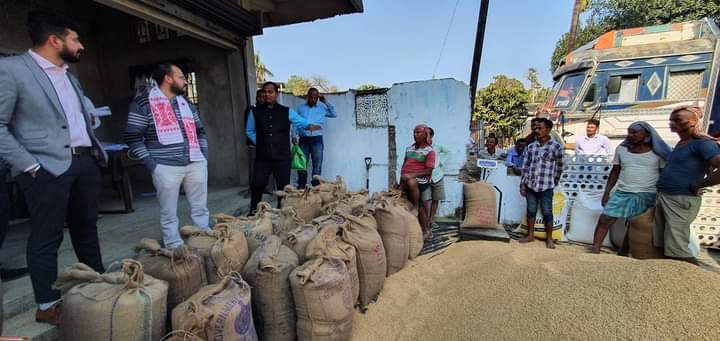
left=552, top=73, right=586, bottom=109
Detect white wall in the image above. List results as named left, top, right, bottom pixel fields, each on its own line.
left=279, top=78, right=472, bottom=217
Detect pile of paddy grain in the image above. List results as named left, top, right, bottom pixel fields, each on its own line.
left=352, top=241, right=720, bottom=341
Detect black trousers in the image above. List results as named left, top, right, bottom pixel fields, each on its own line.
left=16, top=154, right=104, bottom=303
left=250, top=158, right=290, bottom=212
left=0, top=167, right=9, bottom=250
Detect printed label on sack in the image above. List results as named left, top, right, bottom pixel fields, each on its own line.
left=212, top=297, right=255, bottom=340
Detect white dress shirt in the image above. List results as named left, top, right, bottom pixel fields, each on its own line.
left=28, top=49, right=91, bottom=147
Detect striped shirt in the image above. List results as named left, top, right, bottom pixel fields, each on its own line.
left=401, top=143, right=435, bottom=184
left=124, top=94, right=208, bottom=170
left=521, top=139, right=564, bottom=192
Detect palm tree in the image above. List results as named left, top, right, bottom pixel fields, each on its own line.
left=255, top=52, right=274, bottom=84
left=567, top=0, right=590, bottom=52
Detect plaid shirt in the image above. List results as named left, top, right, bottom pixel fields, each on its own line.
left=521, top=139, right=564, bottom=192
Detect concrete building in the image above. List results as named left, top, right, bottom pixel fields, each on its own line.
left=280, top=78, right=472, bottom=217
left=0, top=0, right=363, bottom=186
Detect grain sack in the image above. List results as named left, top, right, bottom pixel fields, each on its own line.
left=628, top=208, right=664, bottom=259
left=406, top=212, right=423, bottom=260
left=261, top=205, right=306, bottom=239
left=339, top=213, right=386, bottom=307
left=518, top=191, right=569, bottom=241
left=305, top=225, right=360, bottom=305
left=211, top=223, right=250, bottom=277
left=181, top=225, right=221, bottom=284
left=333, top=189, right=369, bottom=216
left=136, top=238, right=207, bottom=313
left=291, top=257, right=354, bottom=341
left=374, top=200, right=410, bottom=276
left=313, top=214, right=348, bottom=234
left=314, top=175, right=347, bottom=205
left=371, top=189, right=414, bottom=212
left=277, top=185, right=323, bottom=223
left=216, top=203, right=274, bottom=253
left=460, top=181, right=498, bottom=229
left=171, top=273, right=258, bottom=341
left=53, top=260, right=168, bottom=341
left=566, top=192, right=613, bottom=247
left=241, top=236, right=299, bottom=341
left=284, top=224, right=319, bottom=264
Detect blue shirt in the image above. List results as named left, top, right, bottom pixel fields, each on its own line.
left=657, top=138, right=720, bottom=196
left=245, top=106, right=311, bottom=145
left=293, top=102, right=337, bottom=137
left=505, top=146, right=524, bottom=168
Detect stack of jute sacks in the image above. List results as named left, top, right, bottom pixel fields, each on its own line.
left=51, top=175, right=427, bottom=341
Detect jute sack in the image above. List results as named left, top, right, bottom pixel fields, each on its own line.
left=628, top=207, right=665, bottom=260
left=374, top=200, right=410, bottom=275
left=54, top=260, right=168, bottom=341
left=313, top=214, right=348, bottom=234
left=371, top=189, right=414, bottom=213
left=180, top=225, right=221, bottom=284
left=211, top=223, right=250, bottom=277
left=305, top=225, right=360, bottom=305
left=314, top=175, right=347, bottom=205
left=406, top=210, right=423, bottom=260
left=241, top=235, right=299, bottom=341
left=283, top=224, right=319, bottom=264
left=136, top=238, right=208, bottom=314
left=216, top=203, right=274, bottom=253
left=339, top=213, right=386, bottom=307
left=290, top=257, right=354, bottom=341
left=277, top=185, right=323, bottom=223
left=460, top=181, right=498, bottom=229
left=265, top=205, right=306, bottom=238
left=171, top=273, right=258, bottom=341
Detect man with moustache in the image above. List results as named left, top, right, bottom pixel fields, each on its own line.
left=0, top=11, right=107, bottom=324
left=124, top=63, right=210, bottom=249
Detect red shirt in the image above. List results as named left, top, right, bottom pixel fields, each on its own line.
left=401, top=143, right=435, bottom=183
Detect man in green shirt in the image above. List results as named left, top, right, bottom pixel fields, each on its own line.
left=423, top=127, right=450, bottom=226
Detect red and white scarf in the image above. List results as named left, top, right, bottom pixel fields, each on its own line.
left=148, top=86, right=205, bottom=162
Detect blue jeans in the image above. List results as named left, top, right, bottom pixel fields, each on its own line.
left=297, top=136, right=324, bottom=188
left=526, top=188, right=553, bottom=223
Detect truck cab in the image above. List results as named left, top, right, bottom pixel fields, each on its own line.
left=544, top=18, right=720, bottom=148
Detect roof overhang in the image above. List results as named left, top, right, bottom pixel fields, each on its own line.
left=244, top=0, right=363, bottom=28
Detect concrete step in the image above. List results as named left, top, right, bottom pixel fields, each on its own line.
left=2, top=308, right=57, bottom=341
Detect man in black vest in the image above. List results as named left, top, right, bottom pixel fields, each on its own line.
left=246, top=81, right=320, bottom=214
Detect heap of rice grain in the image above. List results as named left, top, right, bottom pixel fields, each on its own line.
left=352, top=241, right=720, bottom=341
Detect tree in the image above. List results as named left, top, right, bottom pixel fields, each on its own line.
left=254, top=52, right=274, bottom=84
left=356, top=84, right=380, bottom=91
left=550, top=0, right=720, bottom=73
left=309, top=75, right=338, bottom=93
left=526, top=68, right=551, bottom=104
left=285, top=75, right=311, bottom=96
left=474, top=75, right=529, bottom=141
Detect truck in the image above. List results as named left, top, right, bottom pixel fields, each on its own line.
left=542, top=18, right=720, bottom=147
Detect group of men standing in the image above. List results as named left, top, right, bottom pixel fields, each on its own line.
left=512, top=111, right=720, bottom=263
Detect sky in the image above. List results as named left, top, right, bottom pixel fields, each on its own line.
left=253, top=0, right=576, bottom=91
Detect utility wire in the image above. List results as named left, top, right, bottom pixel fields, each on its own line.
left=432, top=0, right=461, bottom=79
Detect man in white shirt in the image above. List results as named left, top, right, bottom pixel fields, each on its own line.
left=575, top=119, right=612, bottom=155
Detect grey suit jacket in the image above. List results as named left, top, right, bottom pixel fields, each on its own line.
left=0, top=52, right=107, bottom=177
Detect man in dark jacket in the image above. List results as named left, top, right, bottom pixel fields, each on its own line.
left=245, top=82, right=319, bottom=214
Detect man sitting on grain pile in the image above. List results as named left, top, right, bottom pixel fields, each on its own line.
left=400, top=124, right=435, bottom=241
left=654, top=105, right=720, bottom=265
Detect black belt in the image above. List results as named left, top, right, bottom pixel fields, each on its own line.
left=70, top=146, right=92, bottom=156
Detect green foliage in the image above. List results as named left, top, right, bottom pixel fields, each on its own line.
left=285, top=75, right=311, bottom=96
left=284, top=75, right=339, bottom=96
left=526, top=68, right=552, bottom=103
left=254, top=52, right=274, bottom=84
left=474, top=75, right=529, bottom=139
left=549, top=0, right=720, bottom=73
left=356, top=84, right=380, bottom=91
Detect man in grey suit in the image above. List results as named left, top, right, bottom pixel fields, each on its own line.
left=0, top=11, right=107, bottom=325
